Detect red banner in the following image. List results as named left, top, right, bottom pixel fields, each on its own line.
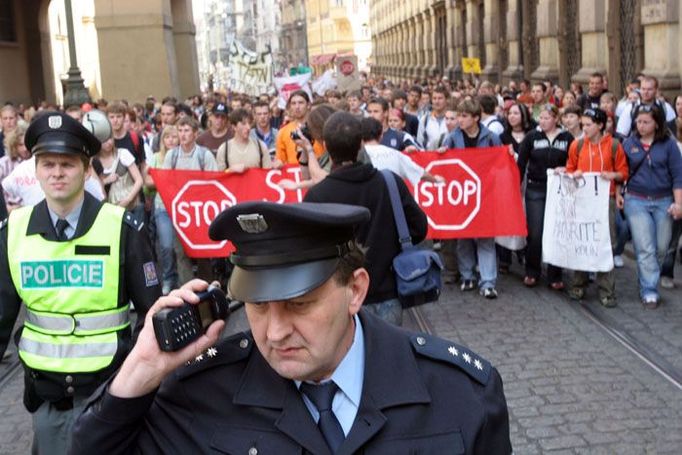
left=407, top=148, right=526, bottom=239
left=150, top=147, right=526, bottom=258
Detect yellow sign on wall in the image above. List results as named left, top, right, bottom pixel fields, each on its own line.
left=461, top=57, right=482, bottom=74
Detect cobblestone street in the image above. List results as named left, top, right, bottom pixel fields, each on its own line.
left=1, top=255, right=681, bottom=454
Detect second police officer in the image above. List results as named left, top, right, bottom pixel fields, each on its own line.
left=0, top=111, right=161, bottom=454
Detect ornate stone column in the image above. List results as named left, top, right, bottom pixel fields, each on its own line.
left=530, top=0, right=559, bottom=83
left=465, top=0, right=480, bottom=61
left=640, top=0, right=680, bottom=95
left=445, top=0, right=458, bottom=79
left=573, top=0, right=608, bottom=85
left=171, top=0, right=200, bottom=100
left=501, top=0, right=523, bottom=84
left=481, top=0, right=500, bottom=82
left=427, top=7, right=439, bottom=76
left=453, top=0, right=467, bottom=81
left=415, top=14, right=425, bottom=79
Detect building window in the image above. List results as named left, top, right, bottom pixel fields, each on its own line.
left=0, top=0, right=17, bottom=42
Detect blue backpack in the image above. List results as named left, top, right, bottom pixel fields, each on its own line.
left=381, top=170, right=443, bottom=308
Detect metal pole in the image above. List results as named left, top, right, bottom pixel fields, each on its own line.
left=63, top=0, right=91, bottom=107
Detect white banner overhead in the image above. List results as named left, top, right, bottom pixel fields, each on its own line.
left=229, top=41, right=273, bottom=96
left=273, top=73, right=313, bottom=109
left=542, top=171, right=614, bottom=272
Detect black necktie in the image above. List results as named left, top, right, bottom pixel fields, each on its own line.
left=300, top=381, right=345, bottom=453
left=55, top=219, right=70, bottom=241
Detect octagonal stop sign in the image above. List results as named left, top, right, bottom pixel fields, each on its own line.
left=413, top=158, right=481, bottom=232
left=171, top=180, right=237, bottom=257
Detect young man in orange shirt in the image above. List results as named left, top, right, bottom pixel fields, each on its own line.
left=274, top=90, right=325, bottom=167
left=561, top=108, right=629, bottom=307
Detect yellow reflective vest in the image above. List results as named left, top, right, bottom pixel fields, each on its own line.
left=8, top=203, right=129, bottom=373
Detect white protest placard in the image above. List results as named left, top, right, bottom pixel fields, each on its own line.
left=229, top=41, right=273, bottom=96
left=273, top=73, right=313, bottom=109
left=542, top=171, right=614, bottom=272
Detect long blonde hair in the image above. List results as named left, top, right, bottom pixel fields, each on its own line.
left=3, top=124, right=27, bottom=161
left=158, top=125, right=179, bottom=165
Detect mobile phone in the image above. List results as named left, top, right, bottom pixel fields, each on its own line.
left=152, top=286, right=230, bottom=352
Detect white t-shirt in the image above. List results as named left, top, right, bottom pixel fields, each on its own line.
left=101, top=148, right=136, bottom=177
left=481, top=115, right=505, bottom=136
left=2, top=156, right=105, bottom=207
left=364, top=144, right=425, bottom=187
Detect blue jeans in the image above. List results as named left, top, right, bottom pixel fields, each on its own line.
left=614, top=205, right=631, bottom=256
left=525, top=187, right=562, bottom=282
left=661, top=218, right=682, bottom=278
left=457, top=237, right=497, bottom=289
left=154, top=207, right=178, bottom=289
left=624, top=194, right=673, bottom=299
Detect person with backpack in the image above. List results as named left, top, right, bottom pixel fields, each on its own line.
left=517, top=104, right=573, bottom=290
left=479, top=94, right=505, bottom=137
left=616, top=75, right=676, bottom=137
left=162, top=117, right=218, bottom=285
left=561, top=108, right=629, bottom=308
left=416, top=86, right=450, bottom=150
left=216, top=109, right=272, bottom=173
left=107, top=101, right=147, bottom=219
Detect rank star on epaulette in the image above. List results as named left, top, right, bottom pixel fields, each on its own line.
left=462, top=353, right=472, bottom=363
left=474, top=359, right=483, bottom=370
left=206, top=347, right=218, bottom=357
left=448, top=346, right=459, bottom=357
left=195, top=354, right=204, bottom=362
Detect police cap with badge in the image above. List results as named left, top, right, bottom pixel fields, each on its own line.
left=24, top=110, right=109, bottom=158
left=209, top=202, right=370, bottom=303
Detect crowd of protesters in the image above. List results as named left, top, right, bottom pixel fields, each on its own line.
left=1, top=69, right=681, bottom=315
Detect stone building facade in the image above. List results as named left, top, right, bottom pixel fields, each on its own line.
left=305, top=0, right=372, bottom=74
left=0, top=0, right=200, bottom=105
left=279, top=0, right=309, bottom=67
left=370, top=0, right=681, bottom=97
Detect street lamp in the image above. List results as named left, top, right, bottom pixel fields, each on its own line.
left=62, top=0, right=90, bottom=107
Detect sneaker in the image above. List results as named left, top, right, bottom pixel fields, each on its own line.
left=550, top=281, right=565, bottom=291
left=661, top=277, right=675, bottom=289
left=613, top=255, right=624, bottom=268
left=460, top=279, right=476, bottom=291
left=567, top=287, right=585, bottom=301
left=480, top=287, right=498, bottom=299
left=642, top=296, right=659, bottom=309
left=599, top=296, right=617, bottom=308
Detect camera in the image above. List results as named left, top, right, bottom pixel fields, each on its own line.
left=152, top=286, right=230, bottom=352
left=290, top=125, right=313, bottom=142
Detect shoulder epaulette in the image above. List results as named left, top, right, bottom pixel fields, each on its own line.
left=411, top=333, right=491, bottom=385
left=176, top=331, right=254, bottom=379
left=123, top=212, right=144, bottom=231
left=0, top=218, right=7, bottom=230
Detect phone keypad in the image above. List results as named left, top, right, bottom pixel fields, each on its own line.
left=169, top=310, right=200, bottom=348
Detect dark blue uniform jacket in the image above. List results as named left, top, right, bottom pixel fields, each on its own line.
left=72, top=310, right=512, bottom=454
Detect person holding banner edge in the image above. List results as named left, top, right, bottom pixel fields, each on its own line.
left=516, top=103, right=573, bottom=290
left=559, top=108, right=628, bottom=308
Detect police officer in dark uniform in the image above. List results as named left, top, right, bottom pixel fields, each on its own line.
left=72, top=201, right=512, bottom=454
left=0, top=112, right=161, bottom=454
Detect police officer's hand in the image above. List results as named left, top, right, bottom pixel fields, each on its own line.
left=108, top=279, right=225, bottom=398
